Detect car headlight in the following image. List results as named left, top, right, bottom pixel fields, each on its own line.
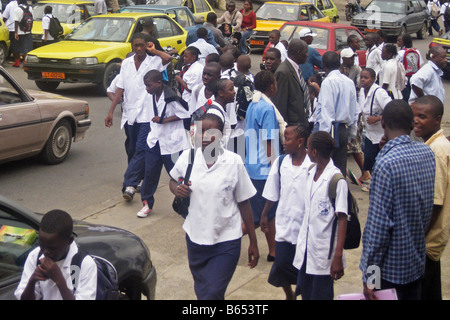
left=70, top=57, right=98, bottom=65
left=352, top=19, right=364, bottom=24
left=381, top=21, right=399, bottom=27
left=25, top=55, right=39, bottom=63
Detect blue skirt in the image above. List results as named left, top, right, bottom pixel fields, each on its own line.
left=268, top=241, right=299, bottom=287
left=250, top=179, right=277, bottom=225
left=186, top=235, right=241, bottom=300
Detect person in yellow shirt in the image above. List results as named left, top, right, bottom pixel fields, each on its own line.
left=412, top=95, right=450, bottom=300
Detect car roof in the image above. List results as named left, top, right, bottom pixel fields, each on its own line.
left=91, top=12, right=172, bottom=19
left=35, top=0, right=94, bottom=4
left=282, top=20, right=358, bottom=29
left=122, top=4, right=189, bottom=10
left=264, top=1, right=315, bottom=5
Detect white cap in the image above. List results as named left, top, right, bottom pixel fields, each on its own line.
left=340, top=48, right=356, bottom=58
left=298, top=28, right=317, bottom=38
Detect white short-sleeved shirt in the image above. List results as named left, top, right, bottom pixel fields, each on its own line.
left=409, top=60, right=445, bottom=104
left=13, top=5, right=34, bottom=35
left=263, top=154, right=312, bottom=244
left=274, top=42, right=287, bottom=62
left=366, top=45, right=383, bottom=77
left=293, top=160, right=348, bottom=275
left=190, top=83, right=213, bottom=114
left=181, top=60, right=204, bottom=103
left=188, top=39, right=218, bottom=65
left=116, top=54, right=168, bottom=128
left=3, top=1, right=19, bottom=31
left=170, top=148, right=256, bottom=245
left=14, top=242, right=97, bottom=300
left=379, top=58, right=402, bottom=99
left=359, top=84, right=392, bottom=144
left=146, top=90, right=190, bottom=155
left=41, top=14, right=54, bottom=40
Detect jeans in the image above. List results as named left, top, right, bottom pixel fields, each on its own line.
left=445, top=20, right=450, bottom=33
left=240, top=29, right=252, bottom=54
left=428, top=19, right=441, bottom=35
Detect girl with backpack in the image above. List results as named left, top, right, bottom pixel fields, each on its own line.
left=292, top=131, right=348, bottom=300
left=260, top=124, right=312, bottom=300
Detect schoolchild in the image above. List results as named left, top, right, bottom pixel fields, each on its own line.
left=137, top=70, right=190, bottom=218
left=189, top=62, right=221, bottom=114
left=261, top=124, right=312, bottom=300
left=169, top=113, right=259, bottom=300
left=175, top=46, right=204, bottom=105
left=15, top=210, right=97, bottom=300
left=293, top=131, right=348, bottom=300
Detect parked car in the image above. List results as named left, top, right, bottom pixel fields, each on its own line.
left=280, top=20, right=368, bottom=66
left=351, top=0, right=430, bottom=39
left=23, top=12, right=187, bottom=94
left=0, top=19, right=10, bottom=65
left=31, top=0, right=95, bottom=47
left=147, top=0, right=215, bottom=20
left=0, top=66, right=90, bottom=165
left=279, top=0, right=339, bottom=22
left=429, top=32, right=450, bottom=77
left=120, top=4, right=196, bottom=31
left=251, top=1, right=330, bottom=49
left=0, top=195, right=156, bottom=300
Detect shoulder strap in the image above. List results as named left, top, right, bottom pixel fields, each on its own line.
left=278, top=154, right=287, bottom=176
left=369, top=87, right=380, bottom=116
left=327, top=172, right=345, bottom=260
left=183, top=149, right=195, bottom=185
left=152, top=94, right=167, bottom=124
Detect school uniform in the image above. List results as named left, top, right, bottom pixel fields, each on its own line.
left=379, top=58, right=403, bottom=99
left=140, top=87, right=190, bottom=210
left=14, top=242, right=97, bottom=300
left=180, top=60, right=204, bottom=105
left=358, top=83, right=391, bottom=171
left=263, top=154, right=312, bottom=287
left=190, top=83, right=214, bottom=114
left=170, top=148, right=256, bottom=299
left=41, top=13, right=56, bottom=42
left=117, top=54, right=168, bottom=193
left=293, top=160, right=348, bottom=300
left=409, top=60, right=445, bottom=104
left=365, top=44, right=383, bottom=78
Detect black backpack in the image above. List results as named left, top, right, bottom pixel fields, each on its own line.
left=190, top=99, right=225, bottom=129
left=232, top=72, right=254, bottom=121
left=48, top=16, right=64, bottom=39
left=36, top=248, right=120, bottom=300
left=19, top=6, right=33, bottom=33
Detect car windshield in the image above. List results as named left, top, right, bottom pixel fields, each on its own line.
left=66, top=17, right=134, bottom=42
left=32, top=3, right=87, bottom=23
left=150, top=0, right=182, bottom=5
left=256, top=4, right=301, bottom=21
left=365, top=0, right=406, bottom=14
left=281, top=25, right=329, bottom=50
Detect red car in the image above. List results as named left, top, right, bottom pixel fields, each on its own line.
left=279, top=21, right=367, bottom=67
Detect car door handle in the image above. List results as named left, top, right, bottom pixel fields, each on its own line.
left=177, top=40, right=182, bottom=44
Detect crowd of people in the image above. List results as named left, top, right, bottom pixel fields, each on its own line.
left=9, top=0, right=450, bottom=301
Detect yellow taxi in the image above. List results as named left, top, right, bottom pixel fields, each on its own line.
left=251, top=1, right=330, bottom=49
left=31, top=0, right=95, bottom=47
left=0, top=19, right=11, bottom=65
left=24, top=12, right=187, bottom=93
left=152, top=0, right=215, bottom=20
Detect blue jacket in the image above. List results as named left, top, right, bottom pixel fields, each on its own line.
left=300, top=46, right=323, bottom=81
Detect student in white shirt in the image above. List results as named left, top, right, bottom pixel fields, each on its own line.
left=188, top=27, right=219, bottom=65
left=261, top=124, right=312, bottom=300
left=137, top=70, right=190, bottom=218
left=169, top=113, right=259, bottom=300
left=364, top=32, right=383, bottom=78
left=293, top=131, right=348, bottom=300
left=268, top=29, right=287, bottom=62
left=359, top=68, right=392, bottom=175
left=189, top=61, right=221, bottom=114
left=15, top=210, right=97, bottom=300
left=105, top=33, right=172, bottom=202
left=13, top=0, right=33, bottom=67
left=379, top=44, right=403, bottom=99
left=41, top=5, right=57, bottom=44
left=409, top=45, right=447, bottom=104
left=175, top=46, right=204, bottom=105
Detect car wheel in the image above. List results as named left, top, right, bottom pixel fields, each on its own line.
left=417, top=22, right=428, bottom=39
left=98, top=62, right=120, bottom=95
left=0, top=43, right=7, bottom=65
left=40, top=119, right=72, bottom=165
left=35, top=80, right=60, bottom=91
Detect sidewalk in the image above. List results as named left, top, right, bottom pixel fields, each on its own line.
left=83, top=159, right=450, bottom=300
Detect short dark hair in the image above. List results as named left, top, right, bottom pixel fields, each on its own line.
left=254, top=70, right=275, bottom=93
left=308, top=131, right=336, bottom=159
left=362, top=67, right=377, bottom=79
left=347, top=34, right=358, bottom=45
left=44, top=5, right=52, bottom=14
left=322, top=51, right=341, bottom=70
left=266, top=47, right=281, bottom=59
left=199, top=113, right=225, bottom=134
left=196, top=27, right=208, bottom=39
left=206, top=12, right=217, bottom=23
left=384, top=44, right=397, bottom=57
left=185, top=46, right=201, bottom=58
left=401, top=34, right=413, bottom=48
left=40, top=210, right=73, bottom=241
left=144, top=69, right=163, bottom=83
left=414, top=95, right=444, bottom=118
left=382, top=99, right=413, bottom=132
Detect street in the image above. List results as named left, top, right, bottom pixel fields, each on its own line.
left=1, top=13, right=450, bottom=300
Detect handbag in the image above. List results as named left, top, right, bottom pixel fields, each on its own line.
left=172, top=148, right=195, bottom=219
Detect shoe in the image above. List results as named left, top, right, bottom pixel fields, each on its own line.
left=123, top=186, right=136, bottom=201
left=136, top=181, right=142, bottom=193
left=137, top=201, right=152, bottom=218
left=439, top=29, right=444, bottom=36
left=12, top=60, right=20, bottom=67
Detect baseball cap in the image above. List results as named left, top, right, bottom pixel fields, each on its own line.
left=340, top=48, right=357, bottom=58
left=298, top=28, right=317, bottom=38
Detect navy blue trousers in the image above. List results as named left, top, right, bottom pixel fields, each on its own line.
left=186, top=235, right=241, bottom=300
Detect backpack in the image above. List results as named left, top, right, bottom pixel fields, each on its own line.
left=232, top=72, right=254, bottom=121
left=402, top=48, right=421, bottom=77
left=48, top=15, right=64, bottom=39
left=36, top=248, right=120, bottom=300
left=19, top=6, right=33, bottom=33
left=327, top=172, right=361, bottom=259
left=431, top=1, right=440, bottom=18
left=444, top=3, right=450, bottom=21
left=190, top=99, right=225, bottom=128
left=395, top=60, right=406, bottom=92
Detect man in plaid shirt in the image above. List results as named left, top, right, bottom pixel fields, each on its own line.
left=360, top=100, right=435, bottom=300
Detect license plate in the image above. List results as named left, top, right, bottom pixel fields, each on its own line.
left=364, top=28, right=379, bottom=33
left=250, top=40, right=264, bottom=45
left=42, top=72, right=65, bottom=79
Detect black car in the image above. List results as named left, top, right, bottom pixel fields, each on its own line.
left=351, top=0, right=430, bottom=38
left=0, top=195, right=156, bottom=300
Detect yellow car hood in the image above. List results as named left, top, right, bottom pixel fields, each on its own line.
left=255, top=17, right=329, bottom=32
left=29, top=41, right=131, bottom=62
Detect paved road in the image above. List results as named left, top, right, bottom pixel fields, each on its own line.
left=0, top=8, right=449, bottom=300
